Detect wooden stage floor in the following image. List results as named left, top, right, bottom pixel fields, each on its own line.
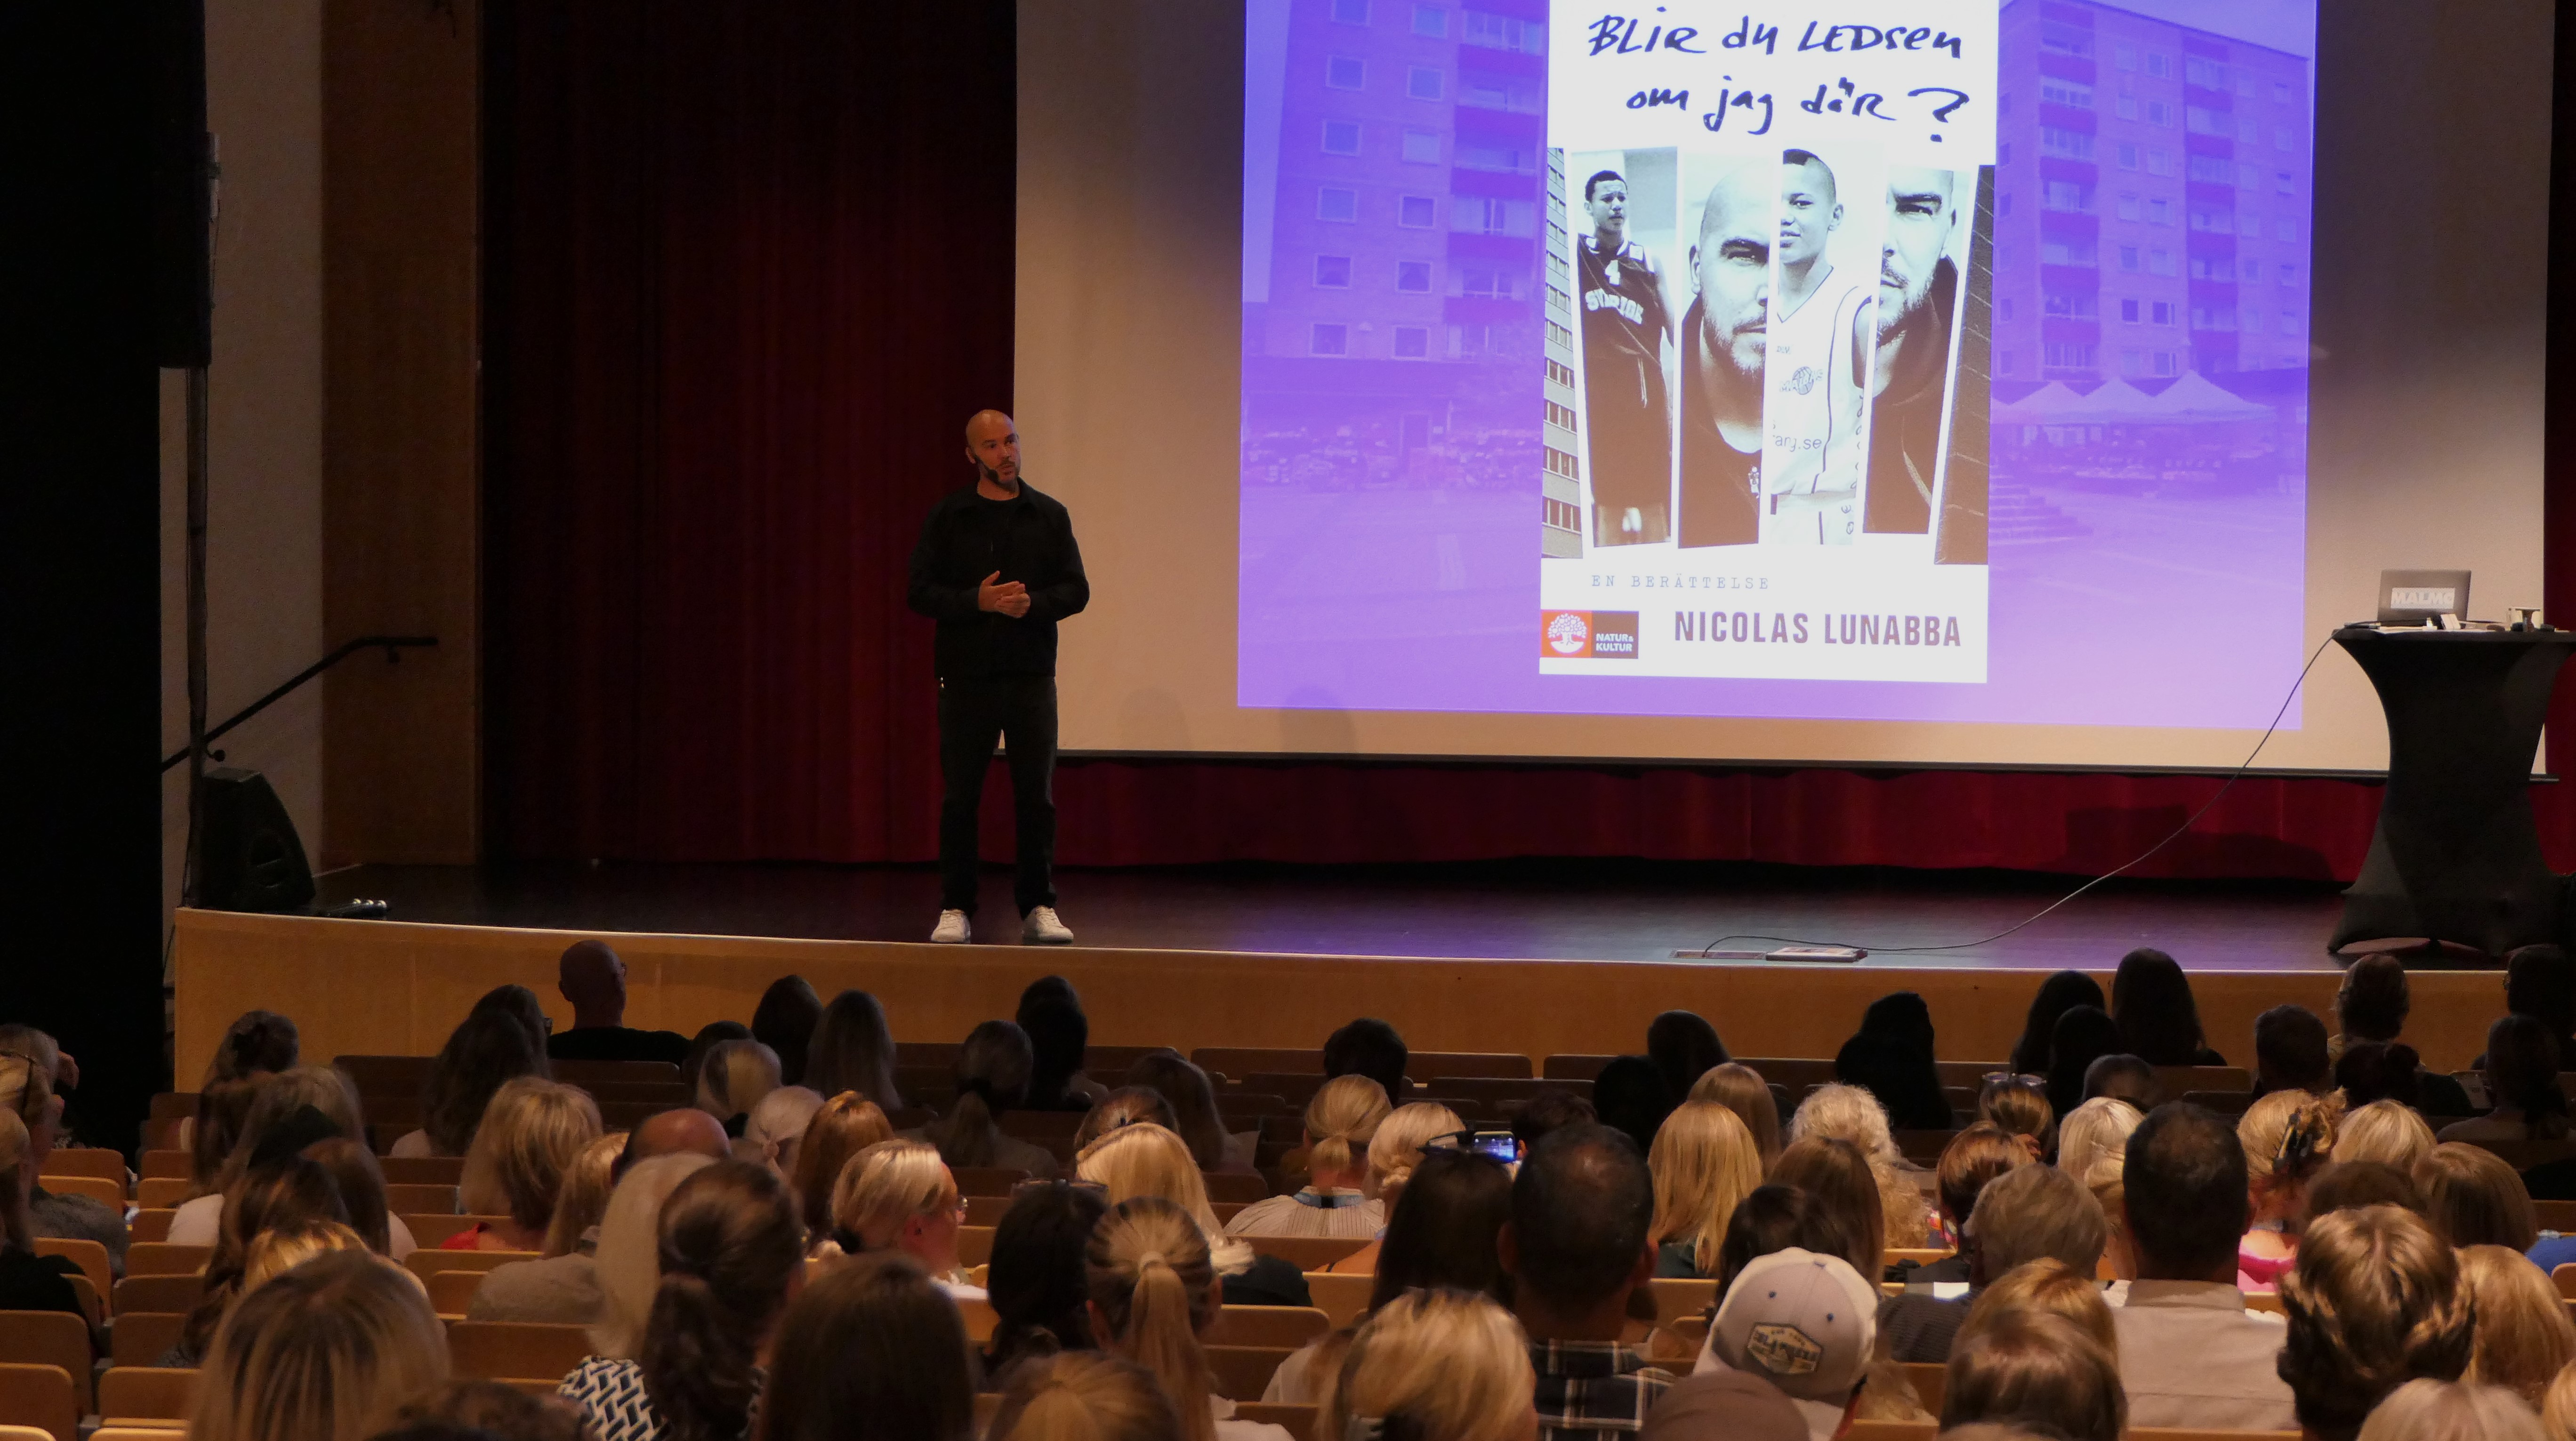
left=316, top=859, right=2355, bottom=973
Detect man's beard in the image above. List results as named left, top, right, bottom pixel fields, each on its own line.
left=1700, top=312, right=1763, bottom=382
left=1876, top=264, right=1935, bottom=343
left=979, top=461, right=1018, bottom=490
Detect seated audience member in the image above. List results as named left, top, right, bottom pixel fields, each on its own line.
left=1835, top=992, right=1951, bottom=1133
left=1766, top=1139, right=1885, bottom=1286
left=1590, top=1057, right=1674, bottom=1157
left=2362, top=1379, right=2549, bottom=1441
left=450, top=1077, right=604, bottom=1252
left=2337, top=1040, right=2429, bottom=1113
left=918, top=1020, right=1059, bottom=1178
left=2339, top=1097, right=2438, bottom=1172
left=990, top=1353, right=1181, bottom=1441
left=171, top=1066, right=370, bottom=1246
left=1887, top=1161, right=2107, bottom=1364
left=1512, top=1089, right=1600, bottom=1156
left=1975, top=1076, right=2053, bottom=1161
left=2335, top=953, right=2475, bottom=1113
left=1962, top=1257, right=2117, bottom=1352
left=615, top=1108, right=731, bottom=1182
left=468, top=1130, right=626, bottom=1323
left=302, top=1136, right=397, bottom=1255
left=571, top=1153, right=717, bottom=1352
left=1321, top=1100, right=1468, bottom=1273
left=173, top=1012, right=300, bottom=1156
left=0, top=1043, right=127, bottom=1273
left=1087, top=1197, right=1295, bottom=1441
left=173, top=1156, right=354, bottom=1365
left=1122, top=1051, right=1247, bottom=1172
left=188, top=1249, right=449, bottom=1441
left=1019, top=977, right=1107, bottom=1113
left=2111, top=1102, right=2297, bottom=1430
left=749, top=975, right=822, bottom=1087
left=1072, top=1086, right=1179, bottom=1155
left=2011, top=971, right=2105, bottom=1076
left=397, top=986, right=553, bottom=1160
left=760, top=1252, right=976, bottom=1441
left=2080, top=1054, right=2159, bottom=1113
left=694, top=1039, right=782, bottom=1137
left=0, top=1109, right=85, bottom=1325
left=1690, top=1063, right=1781, bottom=1166
left=187, top=1077, right=266, bottom=1203
left=1922, top=1124, right=2028, bottom=1280
left=1226, top=1074, right=1391, bottom=1238
left=2237, top=1089, right=2341, bottom=1289
left=1647, top=1101, right=1763, bottom=1278
left=2301, top=1161, right=2426, bottom=1225
left=1710, top=1184, right=1858, bottom=1300
left=2415, top=1142, right=2541, bottom=1252
left=2549, top=1368, right=2576, bottom=1441
left=2490, top=945, right=2576, bottom=1069
left=804, top=990, right=904, bottom=1111
left=1268, top=1148, right=1515, bottom=1402
left=561, top=1162, right=803, bottom=1441
left=2055, top=1097, right=2141, bottom=1187
left=683, top=1024, right=753, bottom=1107
left=2448, top=1015, right=2574, bottom=1144
left=1941, top=1309, right=2124, bottom=1441
left=1697, top=1249, right=1878, bottom=1441
left=396, top=1378, right=591, bottom=1441
left=1646, top=1010, right=1729, bottom=1103
left=1077, top=1122, right=1308, bottom=1306
left=547, top=939, right=689, bottom=1065
left=2457, top=1244, right=2576, bottom=1405
left=243, top=1219, right=372, bottom=1289
left=1786, top=1084, right=1930, bottom=1249
left=2253, top=1005, right=2334, bottom=1099
left=739, top=1085, right=823, bottom=1175
left=786, top=1092, right=891, bottom=1241
left=1638, top=1369, right=1808, bottom=1441
left=2277, top=1204, right=2474, bottom=1441
left=2045, top=1007, right=2123, bottom=1121
left=2110, top=949, right=2226, bottom=1066
left=829, top=1138, right=980, bottom=1297
left=1499, top=1124, right=1673, bottom=1438
left=1325, top=1017, right=1410, bottom=1102
left=983, top=1178, right=1110, bottom=1384
left=1318, top=1289, right=1539, bottom=1441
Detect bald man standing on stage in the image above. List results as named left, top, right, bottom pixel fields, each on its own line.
left=907, top=410, right=1088, bottom=945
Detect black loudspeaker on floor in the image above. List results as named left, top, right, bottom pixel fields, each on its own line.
left=195, top=768, right=315, bottom=913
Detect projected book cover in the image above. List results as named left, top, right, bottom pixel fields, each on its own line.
left=1240, top=0, right=2312, bottom=729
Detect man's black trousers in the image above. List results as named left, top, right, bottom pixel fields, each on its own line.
left=937, top=674, right=1057, bottom=917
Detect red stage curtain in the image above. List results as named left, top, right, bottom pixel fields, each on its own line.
left=486, top=0, right=2576, bottom=882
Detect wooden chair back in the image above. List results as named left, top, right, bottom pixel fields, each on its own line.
left=92, top=1431, right=187, bottom=1441
left=1248, top=1236, right=1368, bottom=1272
left=1645, top=1277, right=1717, bottom=1327
left=2550, top=1263, right=2576, bottom=1300
left=0, top=1314, right=90, bottom=1414
left=957, top=1298, right=998, bottom=1343
left=135, top=1180, right=190, bottom=1209
left=0, top=1364, right=78, bottom=1441
left=36, top=1149, right=123, bottom=1185
left=427, top=1269, right=485, bottom=1318
left=379, top=1156, right=467, bottom=1186
left=97, top=1367, right=196, bottom=1425
left=951, top=1168, right=1029, bottom=1198
left=2246, top=1292, right=2284, bottom=1314
left=1901, top=1362, right=1945, bottom=1415
left=1408, top=1053, right=1533, bottom=1081
left=138, top=1152, right=192, bottom=1182
left=131, top=1210, right=176, bottom=1245
left=404, top=1215, right=511, bottom=1249
left=34, top=1177, right=120, bottom=1209
left=1205, top=1305, right=1330, bottom=1348
left=447, top=1321, right=593, bottom=1383
left=1235, top=1404, right=1318, bottom=1433
left=1303, top=1272, right=1373, bottom=1328
left=386, top=1183, right=460, bottom=1216
left=112, top=1275, right=204, bottom=1315
left=958, top=1226, right=994, bottom=1267
left=1204, top=1345, right=1290, bottom=1401
left=30, top=1240, right=110, bottom=1300
left=58, top=1279, right=99, bottom=1330
left=1193, top=1049, right=1325, bottom=1081
left=404, top=1249, right=541, bottom=1282
left=109, top=1312, right=185, bottom=1369
left=1201, top=1171, right=1271, bottom=1205
left=149, top=1093, right=200, bottom=1122
left=125, top=1243, right=211, bottom=1277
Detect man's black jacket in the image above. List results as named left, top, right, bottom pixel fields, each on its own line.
left=906, top=479, right=1089, bottom=679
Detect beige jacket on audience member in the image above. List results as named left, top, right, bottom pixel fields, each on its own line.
left=2111, top=1280, right=2296, bottom=1432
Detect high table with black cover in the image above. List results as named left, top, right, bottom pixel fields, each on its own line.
left=2330, top=625, right=2576, bottom=961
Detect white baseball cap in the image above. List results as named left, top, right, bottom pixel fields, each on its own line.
left=1706, top=1248, right=1878, bottom=1404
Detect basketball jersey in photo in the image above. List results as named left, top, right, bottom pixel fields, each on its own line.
left=1763, top=266, right=1869, bottom=497
left=1576, top=237, right=1670, bottom=412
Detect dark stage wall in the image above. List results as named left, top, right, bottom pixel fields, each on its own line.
left=486, top=1, right=2576, bottom=883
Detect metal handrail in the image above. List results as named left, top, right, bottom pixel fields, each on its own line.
left=160, top=635, right=437, bottom=771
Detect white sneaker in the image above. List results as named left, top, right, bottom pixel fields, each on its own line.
left=929, top=910, right=971, bottom=944
left=1021, top=906, right=1074, bottom=945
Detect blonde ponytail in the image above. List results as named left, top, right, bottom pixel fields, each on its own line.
left=1087, top=1198, right=1219, bottom=1441
left=1304, top=1075, right=1392, bottom=1181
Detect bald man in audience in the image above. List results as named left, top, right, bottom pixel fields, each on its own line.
left=2113, top=1104, right=2298, bottom=1431
left=547, top=940, right=688, bottom=1065
left=613, top=1107, right=730, bottom=1182
left=1676, top=162, right=1770, bottom=548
